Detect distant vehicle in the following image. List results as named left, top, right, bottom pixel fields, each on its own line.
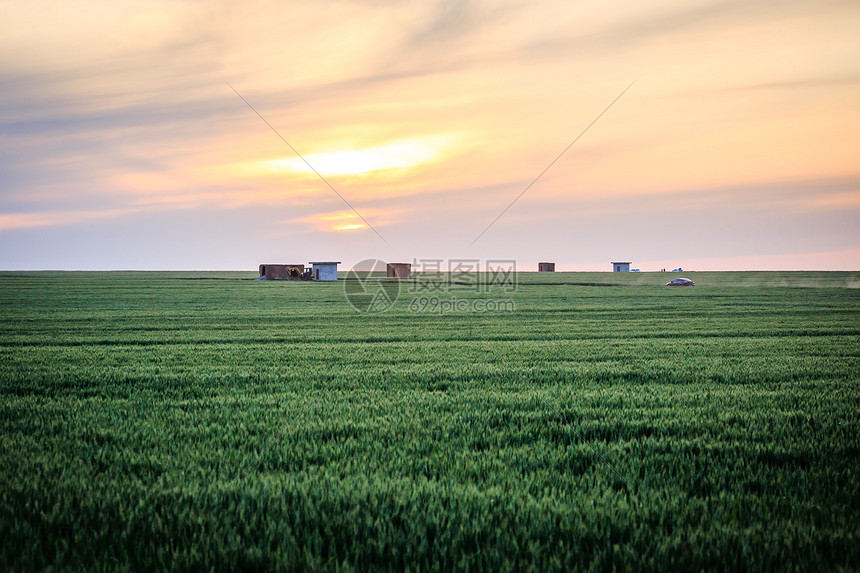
left=672, top=268, right=684, bottom=272
left=630, top=269, right=640, bottom=272
left=666, top=277, right=695, bottom=286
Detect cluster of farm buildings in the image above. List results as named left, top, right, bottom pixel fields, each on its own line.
left=259, top=261, right=639, bottom=281
left=259, top=262, right=412, bottom=281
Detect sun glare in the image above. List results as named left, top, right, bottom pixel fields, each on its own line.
left=264, top=135, right=456, bottom=177
left=288, top=210, right=382, bottom=232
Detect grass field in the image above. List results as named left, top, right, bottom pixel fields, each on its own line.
left=1, top=270, right=859, bottom=571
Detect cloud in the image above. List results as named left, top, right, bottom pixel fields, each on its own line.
left=283, top=207, right=399, bottom=232
left=726, top=74, right=860, bottom=93
left=0, top=67, right=234, bottom=139
left=521, top=0, right=853, bottom=57
left=1, top=0, right=859, bottom=269
left=0, top=209, right=133, bottom=231
left=258, top=134, right=460, bottom=177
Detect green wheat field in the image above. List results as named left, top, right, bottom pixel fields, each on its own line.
left=1, top=270, right=859, bottom=571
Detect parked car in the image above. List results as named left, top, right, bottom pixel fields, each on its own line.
left=666, top=277, right=695, bottom=286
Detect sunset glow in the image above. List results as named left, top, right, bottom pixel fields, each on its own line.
left=333, top=223, right=366, bottom=232
left=264, top=135, right=457, bottom=177
left=1, top=1, right=858, bottom=270
left=286, top=209, right=396, bottom=233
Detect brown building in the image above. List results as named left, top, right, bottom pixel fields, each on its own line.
left=538, top=262, right=555, bottom=272
left=259, top=264, right=306, bottom=280
left=386, top=263, right=412, bottom=278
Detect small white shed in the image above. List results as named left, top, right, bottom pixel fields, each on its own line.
left=611, top=261, right=631, bottom=272
left=309, top=261, right=341, bottom=281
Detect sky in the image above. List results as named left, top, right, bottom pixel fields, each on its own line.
left=1, top=0, right=859, bottom=271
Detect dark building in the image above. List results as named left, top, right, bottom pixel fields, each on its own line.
left=259, top=264, right=306, bottom=280
left=386, top=263, right=412, bottom=278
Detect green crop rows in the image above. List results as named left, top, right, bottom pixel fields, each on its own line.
left=1, top=271, right=859, bottom=571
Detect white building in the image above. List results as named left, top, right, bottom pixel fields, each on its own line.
left=309, top=261, right=341, bottom=281
left=611, top=261, right=631, bottom=272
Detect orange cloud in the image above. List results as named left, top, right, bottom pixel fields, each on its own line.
left=284, top=208, right=397, bottom=232
left=263, top=134, right=458, bottom=177
left=0, top=209, right=132, bottom=231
